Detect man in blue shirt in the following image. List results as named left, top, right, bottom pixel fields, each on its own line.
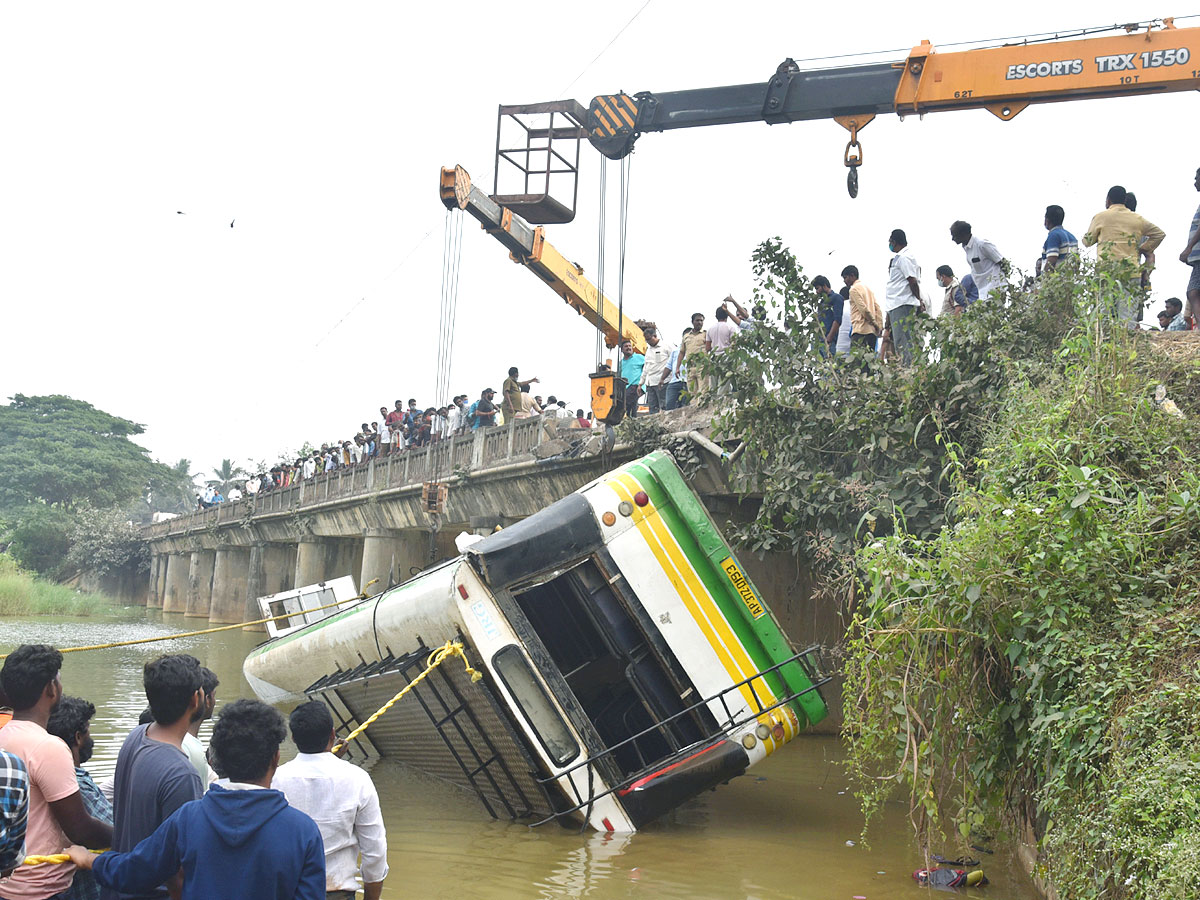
left=663, top=329, right=689, bottom=409
left=619, top=340, right=645, bottom=418
left=813, top=275, right=843, bottom=357
left=67, top=699, right=324, bottom=900
left=1038, top=204, right=1079, bottom=275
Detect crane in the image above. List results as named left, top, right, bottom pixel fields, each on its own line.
left=439, top=164, right=646, bottom=423
left=444, top=18, right=1200, bottom=422
left=583, top=18, right=1200, bottom=196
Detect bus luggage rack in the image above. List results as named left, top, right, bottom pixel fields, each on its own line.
left=530, top=646, right=831, bottom=827
left=305, top=641, right=538, bottom=820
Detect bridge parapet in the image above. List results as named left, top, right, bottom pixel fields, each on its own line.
left=146, top=416, right=554, bottom=540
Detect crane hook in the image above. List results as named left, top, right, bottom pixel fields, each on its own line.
left=843, top=124, right=863, bottom=200
left=835, top=115, right=873, bottom=199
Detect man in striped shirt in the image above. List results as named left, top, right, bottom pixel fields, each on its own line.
left=1038, top=205, right=1078, bottom=275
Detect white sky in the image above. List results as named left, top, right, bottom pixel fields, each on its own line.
left=2, top=2, right=1197, bottom=477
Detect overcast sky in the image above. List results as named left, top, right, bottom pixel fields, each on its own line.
left=2, top=2, right=1197, bottom=478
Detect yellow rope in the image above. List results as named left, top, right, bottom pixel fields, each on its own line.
left=332, top=640, right=482, bottom=754
left=0, top=581, right=381, bottom=660
left=22, top=849, right=104, bottom=866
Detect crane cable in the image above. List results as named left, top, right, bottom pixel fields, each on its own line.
left=617, top=154, right=632, bottom=358
left=595, top=159, right=608, bottom=370
left=428, top=206, right=464, bottom=558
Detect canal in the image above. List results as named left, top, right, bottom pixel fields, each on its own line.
left=2, top=612, right=1040, bottom=899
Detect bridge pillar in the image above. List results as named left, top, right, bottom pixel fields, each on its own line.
left=244, top=543, right=294, bottom=632
left=209, top=546, right=250, bottom=624
left=162, top=553, right=190, bottom=614
left=185, top=550, right=216, bottom=618
left=325, top=539, right=363, bottom=587
left=360, top=528, right=403, bottom=596
left=147, top=554, right=164, bottom=609
left=294, top=537, right=328, bottom=589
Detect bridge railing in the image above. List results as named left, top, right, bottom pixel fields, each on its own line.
left=144, top=417, right=556, bottom=538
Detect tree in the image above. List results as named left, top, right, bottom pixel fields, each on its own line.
left=66, top=507, right=150, bottom=575
left=0, top=394, right=170, bottom=513
left=208, top=458, right=247, bottom=495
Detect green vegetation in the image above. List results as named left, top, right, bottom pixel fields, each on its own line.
left=712, top=245, right=1200, bottom=898
left=0, top=556, right=114, bottom=616
left=0, top=394, right=194, bottom=577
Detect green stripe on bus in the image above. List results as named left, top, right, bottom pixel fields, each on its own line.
left=625, top=452, right=827, bottom=728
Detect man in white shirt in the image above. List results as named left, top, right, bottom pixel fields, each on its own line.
left=639, top=327, right=674, bottom=414
left=272, top=701, right=388, bottom=900
left=884, top=228, right=923, bottom=365
left=950, top=220, right=1007, bottom=303
left=447, top=397, right=464, bottom=434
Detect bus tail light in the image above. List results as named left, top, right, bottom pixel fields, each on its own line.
left=633, top=491, right=649, bottom=506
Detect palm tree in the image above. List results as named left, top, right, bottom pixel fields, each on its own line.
left=210, top=459, right=248, bottom=495
left=146, top=458, right=200, bottom=513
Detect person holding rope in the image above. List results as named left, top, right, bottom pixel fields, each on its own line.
left=65, top=700, right=324, bottom=900
left=0, top=645, right=112, bottom=900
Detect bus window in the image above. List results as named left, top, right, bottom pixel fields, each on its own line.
left=492, top=645, right=580, bottom=767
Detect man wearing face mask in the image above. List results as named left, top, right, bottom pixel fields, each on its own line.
left=47, top=697, right=113, bottom=900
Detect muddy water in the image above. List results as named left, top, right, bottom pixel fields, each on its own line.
left=1, top=612, right=1040, bottom=899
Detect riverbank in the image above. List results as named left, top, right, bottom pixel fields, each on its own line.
left=0, top=558, right=117, bottom=616
left=845, top=282, right=1200, bottom=899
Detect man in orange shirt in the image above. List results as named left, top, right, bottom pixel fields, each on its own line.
left=840, top=265, right=884, bottom=353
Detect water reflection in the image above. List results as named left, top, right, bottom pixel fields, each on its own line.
left=0, top=613, right=1040, bottom=899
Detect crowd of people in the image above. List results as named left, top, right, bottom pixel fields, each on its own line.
left=193, top=175, right=1200, bottom=511
left=196, top=374, right=597, bottom=508
left=0, top=644, right=388, bottom=900
left=599, top=178, right=1200, bottom=416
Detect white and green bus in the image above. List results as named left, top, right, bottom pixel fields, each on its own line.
left=243, top=450, right=827, bottom=831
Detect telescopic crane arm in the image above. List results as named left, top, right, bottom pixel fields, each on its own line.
left=586, top=18, right=1200, bottom=193
left=439, top=165, right=647, bottom=354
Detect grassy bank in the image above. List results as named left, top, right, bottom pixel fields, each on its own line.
left=844, top=281, right=1200, bottom=898
left=0, top=559, right=116, bottom=616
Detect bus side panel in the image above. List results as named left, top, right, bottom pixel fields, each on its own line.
left=628, top=453, right=828, bottom=728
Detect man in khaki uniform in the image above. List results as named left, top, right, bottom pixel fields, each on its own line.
left=674, top=312, right=708, bottom=400
left=1083, top=185, right=1165, bottom=321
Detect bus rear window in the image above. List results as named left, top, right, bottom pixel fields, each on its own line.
left=492, top=645, right=580, bottom=767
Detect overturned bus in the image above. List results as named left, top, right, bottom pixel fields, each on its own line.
left=243, top=450, right=828, bottom=832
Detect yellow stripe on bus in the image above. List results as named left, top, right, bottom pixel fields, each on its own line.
left=608, top=474, right=784, bottom=750
left=614, top=470, right=797, bottom=743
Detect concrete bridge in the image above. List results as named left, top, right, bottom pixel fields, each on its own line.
left=141, top=415, right=634, bottom=622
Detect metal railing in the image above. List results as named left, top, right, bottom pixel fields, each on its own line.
left=144, top=417, right=555, bottom=538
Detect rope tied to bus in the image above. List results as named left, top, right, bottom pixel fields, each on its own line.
left=17, top=642, right=478, bottom=869
left=331, top=640, right=481, bottom=755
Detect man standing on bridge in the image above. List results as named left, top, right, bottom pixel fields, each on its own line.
left=502, top=367, right=538, bottom=423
